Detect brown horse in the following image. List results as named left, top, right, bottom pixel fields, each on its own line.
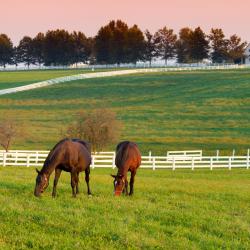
left=34, top=138, right=92, bottom=197
left=111, top=141, right=141, bottom=196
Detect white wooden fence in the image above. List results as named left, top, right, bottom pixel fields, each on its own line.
left=0, top=150, right=249, bottom=170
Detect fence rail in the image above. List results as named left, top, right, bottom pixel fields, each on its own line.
left=0, top=150, right=249, bottom=170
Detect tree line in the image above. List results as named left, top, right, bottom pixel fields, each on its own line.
left=0, top=20, right=248, bottom=68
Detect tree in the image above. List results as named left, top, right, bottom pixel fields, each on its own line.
left=11, top=46, right=21, bottom=69
left=44, top=29, right=74, bottom=65
left=209, top=28, right=228, bottom=63
left=154, top=27, right=177, bottom=65
left=32, top=32, right=45, bottom=67
left=71, top=31, right=91, bottom=65
left=126, top=25, right=145, bottom=64
left=143, top=30, right=160, bottom=66
left=17, top=36, right=35, bottom=68
left=226, top=35, right=247, bottom=63
left=176, top=27, right=193, bottom=63
left=189, top=27, right=209, bottom=63
left=95, top=20, right=129, bottom=65
left=0, top=120, right=17, bottom=152
left=64, top=109, right=122, bottom=152
left=0, top=34, right=13, bottom=68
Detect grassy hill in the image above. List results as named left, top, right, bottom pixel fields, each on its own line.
left=0, top=69, right=249, bottom=154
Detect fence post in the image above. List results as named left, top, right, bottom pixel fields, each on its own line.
left=92, top=156, right=95, bottom=169
left=149, top=151, right=152, bottom=161
left=229, top=157, right=231, bottom=170
left=210, top=157, right=213, bottom=170
left=27, top=155, right=30, bottom=167
left=191, top=157, right=194, bottom=170
left=112, top=155, right=116, bottom=169
left=3, top=152, right=6, bottom=167
left=247, top=149, right=249, bottom=170
left=152, top=157, right=156, bottom=171
left=172, top=158, right=175, bottom=171
left=232, top=149, right=235, bottom=160
left=216, top=150, right=219, bottom=161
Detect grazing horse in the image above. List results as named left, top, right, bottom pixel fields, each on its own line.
left=111, top=141, right=141, bottom=196
left=34, top=138, right=92, bottom=197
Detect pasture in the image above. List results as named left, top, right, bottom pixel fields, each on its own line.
left=0, top=68, right=249, bottom=154
left=0, top=167, right=249, bottom=249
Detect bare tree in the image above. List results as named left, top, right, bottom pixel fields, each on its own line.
left=64, top=109, right=122, bottom=152
left=0, top=120, right=17, bottom=151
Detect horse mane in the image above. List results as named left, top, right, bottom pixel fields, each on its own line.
left=42, top=138, right=70, bottom=171
left=115, top=141, right=131, bottom=168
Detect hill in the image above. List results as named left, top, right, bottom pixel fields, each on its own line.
left=0, top=69, right=249, bottom=154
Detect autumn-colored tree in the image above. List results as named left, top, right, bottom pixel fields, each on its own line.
left=176, top=27, right=193, bottom=63
left=0, top=34, right=13, bottom=68
left=64, top=109, right=122, bottom=152
left=226, top=35, right=247, bottom=63
left=0, top=120, right=18, bottom=152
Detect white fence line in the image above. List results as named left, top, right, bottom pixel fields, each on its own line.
left=0, top=65, right=248, bottom=96
left=0, top=150, right=249, bottom=170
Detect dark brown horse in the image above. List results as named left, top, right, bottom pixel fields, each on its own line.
left=34, top=138, right=92, bottom=197
left=111, top=141, right=141, bottom=196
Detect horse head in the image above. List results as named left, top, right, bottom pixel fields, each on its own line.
left=111, top=174, right=125, bottom=196
left=34, top=169, right=49, bottom=197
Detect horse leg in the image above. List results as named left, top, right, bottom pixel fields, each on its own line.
left=71, top=172, right=78, bottom=197
left=52, top=168, right=62, bottom=197
left=129, top=171, right=136, bottom=196
left=124, top=178, right=128, bottom=195
left=85, top=167, right=91, bottom=195
left=76, top=173, right=80, bottom=194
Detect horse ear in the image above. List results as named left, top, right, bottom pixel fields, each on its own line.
left=110, top=174, right=116, bottom=178
left=36, top=168, right=41, bottom=174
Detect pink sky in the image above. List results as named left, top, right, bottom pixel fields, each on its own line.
left=1, top=0, right=249, bottom=45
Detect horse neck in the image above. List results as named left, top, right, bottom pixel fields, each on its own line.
left=117, top=163, right=129, bottom=176
left=40, top=160, right=57, bottom=177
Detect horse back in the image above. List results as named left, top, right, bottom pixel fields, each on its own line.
left=115, top=141, right=141, bottom=170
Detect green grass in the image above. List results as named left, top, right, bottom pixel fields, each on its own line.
left=0, top=167, right=249, bottom=249
left=0, top=69, right=249, bottom=154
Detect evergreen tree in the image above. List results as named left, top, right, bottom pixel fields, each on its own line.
left=189, top=27, right=209, bottom=63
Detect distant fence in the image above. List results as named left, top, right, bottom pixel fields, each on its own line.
left=0, top=65, right=248, bottom=96
left=0, top=150, right=249, bottom=170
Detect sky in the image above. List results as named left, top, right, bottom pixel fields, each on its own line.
left=1, top=0, right=249, bottom=45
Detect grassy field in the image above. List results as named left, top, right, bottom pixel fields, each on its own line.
left=0, top=167, right=249, bottom=249
left=0, top=69, right=249, bottom=154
